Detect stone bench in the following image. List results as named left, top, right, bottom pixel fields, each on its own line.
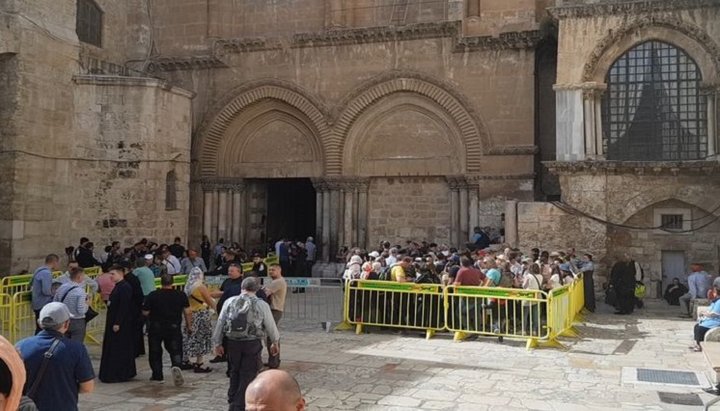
left=702, top=341, right=720, bottom=410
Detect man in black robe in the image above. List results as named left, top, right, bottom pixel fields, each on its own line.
left=99, top=265, right=138, bottom=383
left=124, top=261, right=146, bottom=357
left=610, top=254, right=636, bottom=315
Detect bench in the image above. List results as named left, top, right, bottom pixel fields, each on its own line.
left=702, top=340, right=720, bottom=410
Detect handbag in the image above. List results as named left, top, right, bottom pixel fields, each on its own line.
left=84, top=306, right=99, bottom=323
left=605, top=286, right=618, bottom=306
left=634, top=282, right=646, bottom=299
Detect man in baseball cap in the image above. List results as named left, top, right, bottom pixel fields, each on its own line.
left=15, top=302, right=95, bottom=410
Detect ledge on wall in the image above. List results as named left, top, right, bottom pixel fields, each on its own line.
left=72, top=75, right=196, bottom=99
left=549, top=0, right=720, bottom=19
left=544, top=160, right=720, bottom=176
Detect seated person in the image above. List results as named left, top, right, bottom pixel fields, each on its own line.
left=663, top=278, right=688, bottom=306
left=691, top=281, right=720, bottom=352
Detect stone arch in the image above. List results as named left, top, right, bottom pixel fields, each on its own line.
left=217, top=100, right=325, bottom=177
left=583, top=17, right=720, bottom=84
left=196, top=80, right=331, bottom=178
left=332, top=72, right=490, bottom=175
left=342, top=93, right=466, bottom=176
left=616, top=189, right=720, bottom=226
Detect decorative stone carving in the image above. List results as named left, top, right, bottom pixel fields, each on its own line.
left=294, top=21, right=459, bottom=48
left=212, top=22, right=542, bottom=56
left=147, top=56, right=227, bottom=72
left=551, top=0, right=720, bottom=19
left=454, top=30, right=544, bottom=52
left=214, top=38, right=282, bottom=55
left=335, top=73, right=490, bottom=174
left=195, top=81, right=332, bottom=178
left=580, top=16, right=720, bottom=82
left=544, top=160, right=720, bottom=176
left=486, top=145, right=538, bottom=156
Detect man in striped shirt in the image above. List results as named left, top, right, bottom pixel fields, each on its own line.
left=54, top=267, right=90, bottom=343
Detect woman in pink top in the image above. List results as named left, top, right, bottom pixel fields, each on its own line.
left=96, top=272, right=115, bottom=304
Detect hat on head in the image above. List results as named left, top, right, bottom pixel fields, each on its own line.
left=368, top=251, right=380, bottom=258
left=713, top=276, right=720, bottom=289
left=144, top=254, right=154, bottom=260
left=38, top=302, right=71, bottom=329
left=307, top=236, right=314, bottom=242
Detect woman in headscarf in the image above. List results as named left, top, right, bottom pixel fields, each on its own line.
left=0, top=335, right=33, bottom=411
left=99, top=265, right=137, bottom=383
left=182, top=267, right=216, bottom=373
left=343, top=255, right=363, bottom=280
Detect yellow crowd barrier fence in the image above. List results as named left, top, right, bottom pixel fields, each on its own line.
left=341, top=275, right=589, bottom=350
left=344, top=280, right=446, bottom=339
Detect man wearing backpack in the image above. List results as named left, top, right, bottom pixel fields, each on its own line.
left=212, top=277, right=279, bottom=411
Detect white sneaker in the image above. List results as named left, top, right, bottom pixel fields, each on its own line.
left=171, top=366, right=184, bottom=387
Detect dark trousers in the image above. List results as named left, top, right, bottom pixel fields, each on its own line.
left=66, top=318, right=87, bottom=343
left=136, top=315, right=146, bottom=356
left=280, top=259, right=291, bottom=278
left=227, top=339, right=263, bottom=411
left=583, top=271, right=596, bottom=312
left=616, top=289, right=635, bottom=314
left=267, top=310, right=282, bottom=368
left=695, top=324, right=712, bottom=344
left=147, top=322, right=183, bottom=380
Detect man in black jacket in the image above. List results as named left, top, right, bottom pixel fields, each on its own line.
left=610, top=254, right=636, bottom=315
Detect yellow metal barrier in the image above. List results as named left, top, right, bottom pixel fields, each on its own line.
left=527, top=282, right=579, bottom=350
left=0, top=274, right=34, bottom=296
left=344, top=280, right=445, bottom=339
left=0, top=292, right=12, bottom=336
left=9, top=291, right=34, bottom=344
left=445, top=285, right=549, bottom=348
left=153, top=274, right=188, bottom=290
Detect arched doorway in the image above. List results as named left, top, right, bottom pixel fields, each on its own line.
left=195, top=85, right=328, bottom=254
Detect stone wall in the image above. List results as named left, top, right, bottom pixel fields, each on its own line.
left=0, top=0, right=194, bottom=275
left=367, top=177, right=451, bottom=247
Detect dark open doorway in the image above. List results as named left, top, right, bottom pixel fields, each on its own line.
left=265, top=178, right=316, bottom=244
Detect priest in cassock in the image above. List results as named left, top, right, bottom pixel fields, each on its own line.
left=99, top=264, right=138, bottom=383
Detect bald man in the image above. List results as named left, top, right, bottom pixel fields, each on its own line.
left=245, top=370, right=305, bottom=411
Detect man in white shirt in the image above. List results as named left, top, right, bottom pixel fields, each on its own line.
left=162, top=248, right=182, bottom=275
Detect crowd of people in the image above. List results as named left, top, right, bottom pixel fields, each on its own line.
left=7, top=235, right=291, bottom=411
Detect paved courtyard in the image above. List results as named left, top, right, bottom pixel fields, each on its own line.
left=80, top=300, right=716, bottom=411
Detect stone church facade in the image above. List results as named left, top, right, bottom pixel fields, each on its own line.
left=0, top=0, right=718, bottom=296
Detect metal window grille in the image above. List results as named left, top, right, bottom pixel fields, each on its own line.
left=76, top=0, right=102, bottom=47
left=602, top=41, right=707, bottom=161
left=660, top=214, right=684, bottom=230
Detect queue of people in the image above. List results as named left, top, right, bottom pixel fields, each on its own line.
left=15, top=234, right=290, bottom=411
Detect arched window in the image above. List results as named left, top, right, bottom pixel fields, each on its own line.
left=76, top=0, right=102, bottom=47
left=165, top=170, right=177, bottom=210
left=602, top=41, right=707, bottom=161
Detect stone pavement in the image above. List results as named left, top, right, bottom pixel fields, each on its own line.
left=80, top=300, right=716, bottom=411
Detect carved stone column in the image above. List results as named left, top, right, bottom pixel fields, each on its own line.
left=459, top=181, right=469, bottom=244
left=322, top=186, right=331, bottom=261
left=467, top=177, right=479, bottom=236
left=210, top=189, right=219, bottom=241
left=504, top=199, right=518, bottom=248
left=447, top=176, right=462, bottom=247
left=342, top=181, right=355, bottom=249
left=202, top=181, right=214, bottom=239
left=702, top=84, right=718, bottom=157
left=582, top=84, right=607, bottom=159
left=311, top=178, right=328, bottom=261
left=217, top=186, right=229, bottom=241
left=231, top=181, right=246, bottom=246
left=356, top=179, right=370, bottom=249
